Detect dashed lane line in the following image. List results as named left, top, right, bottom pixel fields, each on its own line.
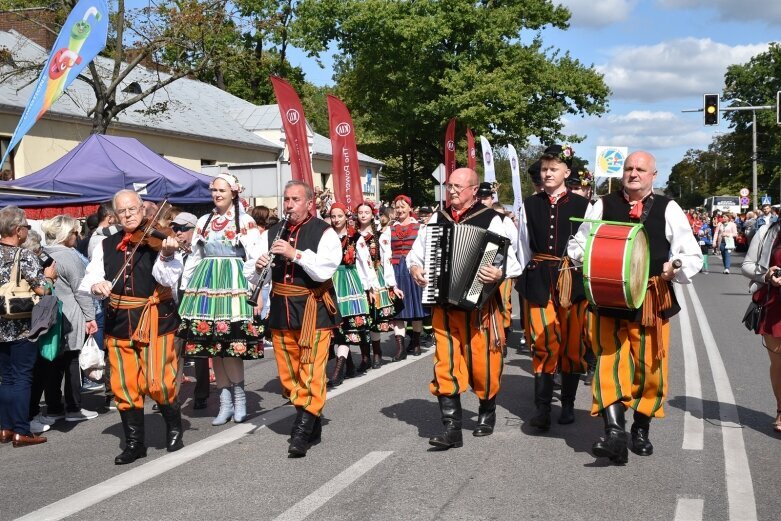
left=273, top=451, right=394, bottom=521
left=14, top=350, right=433, bottom=521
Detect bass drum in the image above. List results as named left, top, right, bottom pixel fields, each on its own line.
left=583, top=222, right=650, bottom=310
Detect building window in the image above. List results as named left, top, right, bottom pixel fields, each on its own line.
left=201, top=159, right=216, bottom=166
left=0, top=137, right=14, bottom=180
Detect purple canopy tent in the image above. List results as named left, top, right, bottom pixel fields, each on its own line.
left=0, top=134, right=214, bottom=217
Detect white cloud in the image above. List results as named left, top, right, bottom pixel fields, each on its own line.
left=557, top=0, right=637, bottom=28
left=658, top=0, right=781, bottom=24
left=598, top=38, right=770, bottom=101
left=562, top=110, right=717, bottom=184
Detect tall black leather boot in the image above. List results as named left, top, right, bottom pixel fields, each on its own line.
left=630, top=410, right=653, bottom=456
left=392, top=335, right=407, bottom=361
left=529, top=373, right=554, bottom=431
left=158, top=402, right=184, bottom=452
left=357, top=341, right=372, bottom=373
left=327, top=356, right=346, bottom=388
left=114, top=408, right=147, bottom=465
left=429, top=395, right=463, bottom=450
left=371, top=340, right=383, bottom=369
left=288, top=407, right=317, bottom=457
left=473, top=397, right=496, bottom=437
left=558, top=373, right=580, bottom=425
left=592, top=402, right=629, bottom=464
left=345, top=351, right=356, bottom=378
left=410, top=331, right=422, bottom=356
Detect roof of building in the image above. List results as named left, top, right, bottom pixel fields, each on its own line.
left=0, top=30, right=383, bottom=165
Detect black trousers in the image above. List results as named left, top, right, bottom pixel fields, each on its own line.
left=29, top=350, right=81, bottom=417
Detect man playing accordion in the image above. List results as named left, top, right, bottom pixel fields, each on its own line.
left=408, top=167, right=522, bottom=450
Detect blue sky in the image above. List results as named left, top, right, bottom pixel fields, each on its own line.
left=285, top=0, right=780, bottom=190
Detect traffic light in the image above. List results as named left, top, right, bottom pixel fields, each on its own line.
left=704, top=94, right=719, bottom=125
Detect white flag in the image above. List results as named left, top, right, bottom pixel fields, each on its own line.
left=508, top=144, right=522, bottom=216
left=480, top=136, right=496, bottom=183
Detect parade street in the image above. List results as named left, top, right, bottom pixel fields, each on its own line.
left=2, top=253, right=778, bottom=521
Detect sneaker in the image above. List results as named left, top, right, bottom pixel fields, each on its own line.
left=32, top=413, right=57, bottom=426
left=42, top=410, right=65, bottom=423
left=65, top=409, right=99, bottom=422
left=29, top=419, right=51, bottom=433
left=104, top=397, right=118, bottom=411
left=81, top=378, right=104, bottom=394
left=723, top=268, right=730, bottom=274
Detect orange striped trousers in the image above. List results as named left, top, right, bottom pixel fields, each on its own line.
left=271, top=328, right=332, bottom=416
left=589, top=314, right=669, bottom=418
left=499, top=279, right=514, bottom=330
left=106, top=332, right=179, bottom=412
left=524, top=299, right=588, bottom=375
left=430, top=307, right=503, bottom=400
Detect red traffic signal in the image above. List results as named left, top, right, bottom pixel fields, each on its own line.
left=704, top=94, right=719, bottom=125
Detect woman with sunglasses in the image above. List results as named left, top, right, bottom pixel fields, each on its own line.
left=178, top=174, right=264, bottom=426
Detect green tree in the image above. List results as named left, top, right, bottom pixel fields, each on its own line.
left=292, top=0, right=610, bottom=203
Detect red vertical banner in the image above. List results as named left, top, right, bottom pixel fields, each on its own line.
left=326, top=95, right=363, bottom=209
left=444, top=117, right=456, bottom=176
left=466, top=127, right=477, bottom=170
left=270, top=76, right=314, bottom=188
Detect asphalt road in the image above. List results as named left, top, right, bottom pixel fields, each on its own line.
left=3, top=251, right=779, bottom=521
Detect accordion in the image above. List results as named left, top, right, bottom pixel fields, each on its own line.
left=421, top=222, right=509, bottom=310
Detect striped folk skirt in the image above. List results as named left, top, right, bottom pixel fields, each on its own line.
left=178, top=256, right=264, bottom=359
left=333, top=264, right=371, bottom=345
left=370, top=266, right=396, bottom=332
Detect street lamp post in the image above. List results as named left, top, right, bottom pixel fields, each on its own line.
left=731, top=100, right=773, bottom=210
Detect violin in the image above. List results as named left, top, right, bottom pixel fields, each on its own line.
left=126, top=220, right=192, bottom=254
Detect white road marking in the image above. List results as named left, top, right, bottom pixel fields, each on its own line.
left=14, top=349, right=432, bottom=521
left=673, top=498, right=704, bottom=521
left=673, top=285, right=704, bottom=450
left=273, top=451, right=394, bottom=521
left=686, top=284, right=757, bottom=521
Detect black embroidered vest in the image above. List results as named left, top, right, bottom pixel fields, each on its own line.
left=102, top=232, right=180, bottom=339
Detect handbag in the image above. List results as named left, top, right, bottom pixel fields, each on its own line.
left=37, top=291, right=63, bottom=361
left=0, top=248, right=40, bottom=319
left=742, top=285, right=768, bottom=334
left=723, top=235, right=735, bottom=251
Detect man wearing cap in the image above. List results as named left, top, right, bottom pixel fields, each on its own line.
left=415, top=206, right=435, bottom=348
left=477, top=182, right=519, bottom=352
left=517, top=145, right=590, bottom=431
left=408, top=168, right=522, bottom=450
left=171, top=212, right=210, bottom=409
left=567, top=151, right=702, bottom=465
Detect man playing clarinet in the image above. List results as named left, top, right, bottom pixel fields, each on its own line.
left=251, top=180, right=342, bottom=458
left=408, top=168, right=521, bottom=450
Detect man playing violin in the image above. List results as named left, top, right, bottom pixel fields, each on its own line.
left=79, top=189, right=185, bottom=465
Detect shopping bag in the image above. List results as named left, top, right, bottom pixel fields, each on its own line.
left=79, top=335, right=105, bottom=381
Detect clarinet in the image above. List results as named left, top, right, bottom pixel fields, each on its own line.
left=247, top=214, right=289, bottom=306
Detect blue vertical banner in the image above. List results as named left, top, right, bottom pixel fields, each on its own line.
left=1, top=0, right=109, bottom=166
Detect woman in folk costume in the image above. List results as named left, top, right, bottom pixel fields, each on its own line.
left=178, top=173, right=264, bottom=425
left=389, top=195, right=428, bottom=360
left=355, top=201, right=404, bottom=368
left=327, top=203, right=380, bottom=386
